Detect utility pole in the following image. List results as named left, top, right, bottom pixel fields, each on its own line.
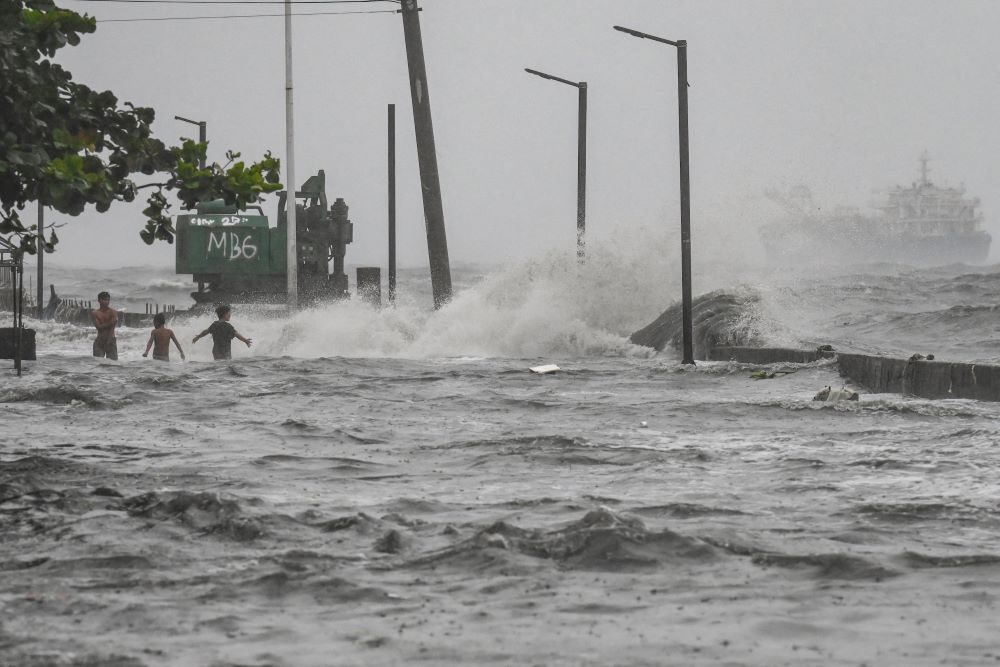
left=284, top=0, right=298, bottom=309
left=399, top=0, right=452, bottom=309
left=388, top=103, right=397, bottom=306
left=36, top=202, right=43, bottom=320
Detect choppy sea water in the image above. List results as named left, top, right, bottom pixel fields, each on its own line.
left=4, top=251, right=1000, bottom=666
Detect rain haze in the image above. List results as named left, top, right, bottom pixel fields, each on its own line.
left=12, top=3, right=1000, bottom=665
left=46, top=0, right=1000, bottom=272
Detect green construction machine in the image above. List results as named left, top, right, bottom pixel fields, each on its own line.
left=175, top=170, right=353, bottom=304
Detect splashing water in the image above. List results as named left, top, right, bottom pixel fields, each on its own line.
left=6, top=248, right=1000, bottom=666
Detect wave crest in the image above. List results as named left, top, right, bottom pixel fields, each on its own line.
left=120, top=491, right=263, bottom=541
left=404, top=507, right=716, bottom=573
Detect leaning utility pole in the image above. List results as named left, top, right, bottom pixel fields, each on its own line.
left=399, top=0, right=452, bottom=309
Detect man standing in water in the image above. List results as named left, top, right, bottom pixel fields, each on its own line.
left=91, top=291, right=118, bottom=360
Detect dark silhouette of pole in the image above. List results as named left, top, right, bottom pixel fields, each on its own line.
left=15, top=250, right=23, bottom=375
left=174, top=115, right=207, bottom=169
left=36, top=202, right=43, bottom=320
left=524, top=68, right=587, bottom=259
left=199, top=122, right=206, bottom=167
left=400, top=0, right=452, bottom=309
left=577, top=82, right=587, bottom=259
left=614, top=25, right=694, bottom=365
left=388, top=103, right=397, bottom=306
left=282, top=0, right=298, bottom=310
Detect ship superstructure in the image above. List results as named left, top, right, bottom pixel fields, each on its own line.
left=760, top=154, right=990, bottom=266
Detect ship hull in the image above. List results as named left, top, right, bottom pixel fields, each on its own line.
left=761, top=227, right=991, bottom=267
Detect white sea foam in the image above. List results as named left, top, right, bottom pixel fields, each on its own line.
left=244, top=243, right=677, bottom=360
left=24, top=235, right=1000, bottom=363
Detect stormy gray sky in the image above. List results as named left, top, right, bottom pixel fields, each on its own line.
left=44, top=0, right=1000, bottom=269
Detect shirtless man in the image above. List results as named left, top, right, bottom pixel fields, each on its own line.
left=91, top=291, right=118, bottom=360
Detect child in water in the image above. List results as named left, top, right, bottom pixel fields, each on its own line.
left=192, top=304, right=252, bottom=360
left=142, top=312, right=186, bottom=362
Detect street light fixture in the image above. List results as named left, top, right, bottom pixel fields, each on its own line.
left=524, top=67, right=587, bottom=260
left=174, top=115, right=207, bottom=170
left=613, top=25, right=694, bottom=365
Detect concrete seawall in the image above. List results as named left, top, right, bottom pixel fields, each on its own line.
left=707, top=345, right=1000, bottom=402
left=837, top=353, right=1000, bottom=401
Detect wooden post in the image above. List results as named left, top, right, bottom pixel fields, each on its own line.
left=400, top=0, right=452, bottom=309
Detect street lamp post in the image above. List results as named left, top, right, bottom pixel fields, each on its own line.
left=283, top=0, right=298, bottom=310
left=174, top=115, right=207, bottom=170
left=614, top=25, right=694, bottom=365
left=524, top=68, right=587, bottom=260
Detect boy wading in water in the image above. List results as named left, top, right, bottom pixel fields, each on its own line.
left=91, top=291, right=118, bottom=360
left=192, top=304, right=252, bottom=360
left=143, top=312, right=185, bottom=362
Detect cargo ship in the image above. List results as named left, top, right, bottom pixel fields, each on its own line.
left=760, top=154, right=991, bottom=266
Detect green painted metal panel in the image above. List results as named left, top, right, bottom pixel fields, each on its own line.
left=176, top=213, right=282, bottom=275
left=269, top=227, right=287, bottom=272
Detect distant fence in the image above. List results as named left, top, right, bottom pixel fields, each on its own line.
left=0, top=280, right=182, bottom=327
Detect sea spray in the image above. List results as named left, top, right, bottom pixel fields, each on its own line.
left=213, top=244, right=686, bottom=359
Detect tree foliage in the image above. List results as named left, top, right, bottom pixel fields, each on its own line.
left=0, top=0, right=282, bottom=254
